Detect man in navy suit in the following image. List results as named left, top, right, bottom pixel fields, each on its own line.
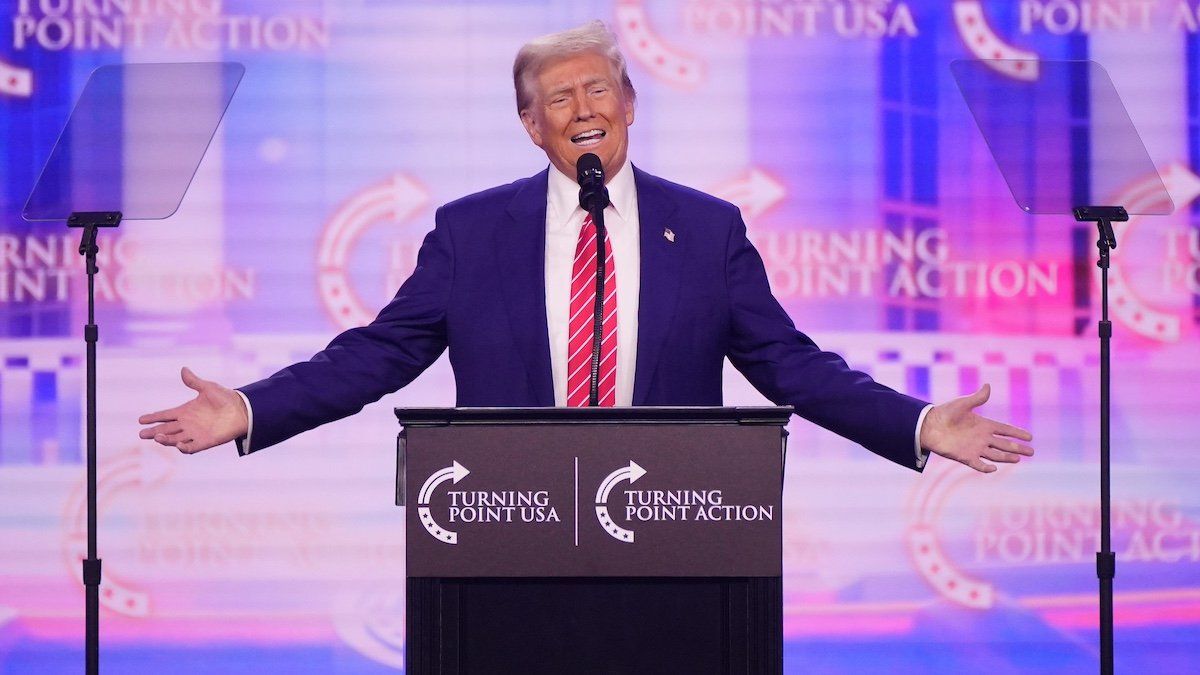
left=140, top=21, right=1032, bottom=473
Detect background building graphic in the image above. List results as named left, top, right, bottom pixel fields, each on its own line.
left=2, top=1, right=1198, bottom=672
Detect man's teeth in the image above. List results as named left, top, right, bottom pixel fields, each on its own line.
left=572, top=130, right=605, bottom=144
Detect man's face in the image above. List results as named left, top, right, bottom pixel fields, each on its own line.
left=520, top=51, right=635, bottom=182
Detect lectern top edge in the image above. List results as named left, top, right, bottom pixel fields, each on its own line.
left=394, top=405, right=793, bottom=427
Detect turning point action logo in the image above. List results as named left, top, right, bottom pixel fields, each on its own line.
left=595, top=460, right=776, bottom=544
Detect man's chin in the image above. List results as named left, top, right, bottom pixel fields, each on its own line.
left=569, top=147, right=604, bottom=166
left=553, top=152, right=601, bottom=175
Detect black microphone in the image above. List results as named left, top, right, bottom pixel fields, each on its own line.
left=576, top=153, right=610, bottom=212
left=575, top=153, right=609, bottom=406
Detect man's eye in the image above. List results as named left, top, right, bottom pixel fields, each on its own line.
left=590, top=87, right=608, bottom=96
left=550, top=97, right=569, bottom=107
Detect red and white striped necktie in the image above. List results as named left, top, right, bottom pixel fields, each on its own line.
left=567, top=213, right=617, bottom=407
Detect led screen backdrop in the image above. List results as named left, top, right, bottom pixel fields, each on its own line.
left=2, top=1, right=1199, bottom=672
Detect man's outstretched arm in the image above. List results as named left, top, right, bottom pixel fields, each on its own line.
left=721, top=207, right=1033, bottom=472
left=920, top=383, right=1034, bottom=472
left=138, top=367, right=249, bottom=454
left=138, top=208, right=455, bottom=454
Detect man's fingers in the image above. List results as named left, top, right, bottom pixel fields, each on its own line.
left=153, top=432, right=184, bottom=447
left=982, top=447, right=1021, bottom=464
left=991, top=421, right=1033, bottom=442
left=991, top=438, right=1034, bottom=457
left=966, top=383, right=991, bottom=407
left=139, top=422, right=183, bottom=440
left=181, top=367, right=207, bottom=392
left=138, top=407, right=182, bottom=425
left=177, top=438, right=208, bottom=454
left=156, top=430, right=198, bottom=448
left=968, top=456, right=997, bottom=473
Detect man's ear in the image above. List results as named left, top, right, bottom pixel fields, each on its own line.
left=520, top=110, right=543, bottom=147
left=624, top=97, right=635, bottom=127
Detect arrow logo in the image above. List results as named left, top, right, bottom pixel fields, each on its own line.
left=594, top=461, right=646, bottom=543
left=417, top=461, right=470, bottom=545
left=711, top=168, right=787, bottom=221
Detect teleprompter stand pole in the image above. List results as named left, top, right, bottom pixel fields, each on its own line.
left=68, top=210, right=122, bottom=675
left=1073, top=205, right=1125, bottom=675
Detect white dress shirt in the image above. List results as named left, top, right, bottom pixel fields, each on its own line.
left=544, top=163, right=639, bottom=407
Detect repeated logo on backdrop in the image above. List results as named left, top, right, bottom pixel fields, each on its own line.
left=3, top=1, right=1199, bottom=672
left=316, top=174, right=429, bottom=330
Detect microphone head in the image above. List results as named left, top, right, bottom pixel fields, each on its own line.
left=576, top=153, right=604, bottom=184
left=576, top=153, right=609, bottom=212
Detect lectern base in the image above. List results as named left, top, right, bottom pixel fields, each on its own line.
left=406, top=577, right=782, bottom=674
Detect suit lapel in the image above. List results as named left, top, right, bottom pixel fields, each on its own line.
left=497, top=169, right=555, bottom=406
left=632, top=167, right=682, bottom=405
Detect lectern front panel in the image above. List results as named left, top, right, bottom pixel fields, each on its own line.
left=404, top=423, right=782, bottom=577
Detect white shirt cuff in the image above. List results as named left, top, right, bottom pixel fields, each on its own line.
left=234, top=389, right=254, bottom=456
left=915, top=404, right=933, bottom=470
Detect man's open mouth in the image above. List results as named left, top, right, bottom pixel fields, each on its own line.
left=571, top=129, right=606, bottom=146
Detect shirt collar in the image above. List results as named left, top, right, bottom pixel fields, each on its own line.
left=547, top=160, right=636, bottom=231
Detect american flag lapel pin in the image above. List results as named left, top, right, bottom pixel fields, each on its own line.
left=664, top=227, right=675, bottom=243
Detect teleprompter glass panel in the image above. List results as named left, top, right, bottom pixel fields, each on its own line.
left=23, top=62, right=244, bottom=221
left=951, top=59, right=1171, bottom=215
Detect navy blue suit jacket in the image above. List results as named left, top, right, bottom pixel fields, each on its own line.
left=240, top=167, right=928, bottom=469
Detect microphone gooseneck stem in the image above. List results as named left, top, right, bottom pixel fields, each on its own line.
left=588, top=206, right=606, bottom=407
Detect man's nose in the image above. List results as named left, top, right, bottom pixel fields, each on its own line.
left=574, top=97, right=595, bottom=120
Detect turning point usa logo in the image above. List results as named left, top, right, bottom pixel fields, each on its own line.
left=416, top=460, right=562, bottom=545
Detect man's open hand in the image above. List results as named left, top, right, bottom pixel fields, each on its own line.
left=138, top=367, right=248, bottom=454
left=920, top=384, right=1034, bottom=473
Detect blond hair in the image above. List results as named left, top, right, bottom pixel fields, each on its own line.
left=512, top=20, right=636, bottom=114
